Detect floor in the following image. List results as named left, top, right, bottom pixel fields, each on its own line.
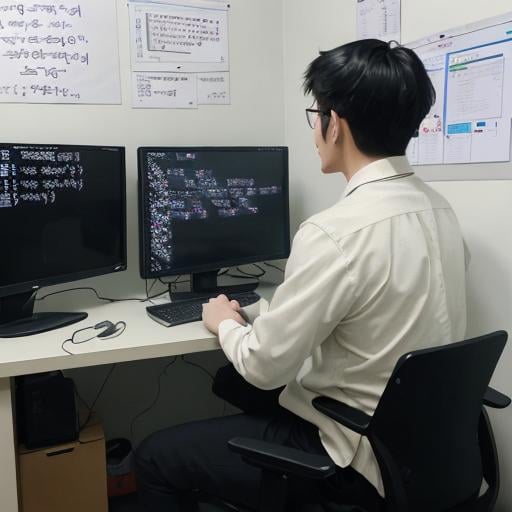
left=108, top=493, right=236, bottom=512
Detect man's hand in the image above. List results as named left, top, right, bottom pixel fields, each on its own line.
left=202, top=294, right=247, bottom=335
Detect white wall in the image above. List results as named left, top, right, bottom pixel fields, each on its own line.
left=282, top=1, right=512, bottom=510
left=282, top=0, right=355, bottom=232
left=1, top=0, right=285, bottom=445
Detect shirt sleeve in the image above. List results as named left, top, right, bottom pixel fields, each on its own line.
left=218, top=222, right=357, bottom=390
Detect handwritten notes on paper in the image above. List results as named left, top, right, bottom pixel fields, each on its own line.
left=133, top=72, right=197, bottom=109
left=0, top=1, right=121, bottom=104
left=357, top=0, right=401, bottom=43
left=128, top=0, right=230, bottom=109
left=197, top=72, right=229, bottom=105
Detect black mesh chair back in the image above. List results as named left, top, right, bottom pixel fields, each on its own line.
left=369, top=331, right=507, bottom=512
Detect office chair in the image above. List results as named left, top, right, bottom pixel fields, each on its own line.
left=228, top=331, right=511, bottom=512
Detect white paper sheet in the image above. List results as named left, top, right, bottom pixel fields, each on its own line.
left=357, top=0, right=401, bottom=43
left=197, top=72, right=229, bottom=104
left=128, top=1, right=229, bottom=73
left=132, top=72, right=197, bottom=108
left=0, top=1, right=121, bottom=104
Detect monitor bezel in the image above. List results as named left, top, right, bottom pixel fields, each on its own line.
left=138, top=146, right=290, bottom=279
left=0, top=143, right=127, bottom=298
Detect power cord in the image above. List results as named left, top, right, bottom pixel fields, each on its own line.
left=263, top=261, right=285, bottom=273
left=36, top=276, right=181, bottom=302
left=225, top=263, right=266, bottom=280
left=130, top=357, right=178, bottom=444
left=79, top=364, right=117, bottom=431
left=159, top=276, right=191, bottom=291
left=37, top=264, right=280, bottom=307
left=61, top=321, right=126, bottom=355
left=180, top=354, right=215, bottom=380
left=180, top=356, right=228, bottom=417
left=129, top=354, right=230, bottom=448
left=236, top=263, right=266, bottom=278
left=37, top=287, right=143, bottom=303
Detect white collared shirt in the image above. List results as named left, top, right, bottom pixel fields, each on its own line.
left=218, top=156, right=467, bottom=496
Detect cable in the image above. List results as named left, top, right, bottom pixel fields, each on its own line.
left=145, top=279, right=160, bottom=305
left=234, top=263, right=266, bottom=279
left=38, top=283, right=176, bottom=305
left=130, top=357, right=178, bottom=444
left=180, top=356, right=230, bottom=417
left=129, top=355, right=227, bottom=447
left=62, top=328, right=98, bottom=355
left=143, top=289, right=170, bottom=303
left=252, top=262, right=265, bottom=274
left=80, top=364, right=117, bottom=431
left=37, top=286, right=144, bottom=303
left=264, top=261, right=285, bottom=273
left=180, top=355, right=215, bottom=380
left=225, top=273, right=259, bottom=280
left=158, top=276, right=191, bottom=292
left=74, top=383, right=92, bottom=414
left=61, top=321, right=126, bottom=355
left=147, top=278, right=158, bottom=296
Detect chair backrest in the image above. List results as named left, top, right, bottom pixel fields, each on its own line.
left=369, top=331, right=507, bottom=512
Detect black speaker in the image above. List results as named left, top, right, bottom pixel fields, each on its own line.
left=16, top=371, right=78, bottom=449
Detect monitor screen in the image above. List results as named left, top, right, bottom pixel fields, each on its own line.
left=138, top=146, right=290, bottom=278
left=0, top=144, right=126, bottom=297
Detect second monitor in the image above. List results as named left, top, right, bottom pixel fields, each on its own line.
left=138, top=146, right=290, bottom=297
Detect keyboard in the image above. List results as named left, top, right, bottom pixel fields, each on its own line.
left=146, top=291, right=260, bottom=327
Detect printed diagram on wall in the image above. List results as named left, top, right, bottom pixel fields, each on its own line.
left=128, top=0, right=230, bottom=109
left=406, top=12, right=512, bottom=167
left=357, top=0, right=401, bottom=43
left=0, top=1, right=121, bottom=104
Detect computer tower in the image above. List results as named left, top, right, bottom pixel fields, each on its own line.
left=16, top=371, right=78, bottom=449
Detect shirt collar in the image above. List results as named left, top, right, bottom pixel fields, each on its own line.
left=342, top=156, right=414, bottom=199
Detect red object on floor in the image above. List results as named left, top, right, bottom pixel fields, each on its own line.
left=107, top=472, right=137, bottom=497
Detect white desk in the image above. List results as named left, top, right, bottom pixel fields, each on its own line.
left=0, top=284, right=274, bottom=512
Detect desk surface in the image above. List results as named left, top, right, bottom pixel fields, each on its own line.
left=0, top=284, right=275, bottom=378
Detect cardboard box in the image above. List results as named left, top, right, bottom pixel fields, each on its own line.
left=18, top=422, right=108, bottom=512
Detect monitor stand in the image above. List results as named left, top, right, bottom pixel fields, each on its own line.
left=0, top=290, right=88, bottom=338
left=169, top=270, right=258, bottom=302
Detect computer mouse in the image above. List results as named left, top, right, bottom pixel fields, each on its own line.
left=94, top=320, right=119, bottom=338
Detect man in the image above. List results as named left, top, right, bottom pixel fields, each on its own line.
left=136, top=39, right=467, bottom=511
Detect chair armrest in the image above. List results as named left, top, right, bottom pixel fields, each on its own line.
left=228, top=437, right=335, bottom=480
left=484, top=386, right=511, bottom=409
left=312, top=397, right=372, bottom=435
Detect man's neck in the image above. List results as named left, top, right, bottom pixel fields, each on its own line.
left=342, top=153, right=384, bottom=182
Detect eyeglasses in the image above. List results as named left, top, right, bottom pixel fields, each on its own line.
left=305, top=108, right=330, bottom=129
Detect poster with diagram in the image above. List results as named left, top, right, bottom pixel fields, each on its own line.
left=128, top=0, right=230, bottom=109
left=406, top=12, right=512, bottom=172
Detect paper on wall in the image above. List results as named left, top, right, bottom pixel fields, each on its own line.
left=357, top=0, right=401, bottom=43
left=197, top=72, right=229, bottom=104
left=128, top=1, right=229, bottom=73
left=132, top=72, right=197, bottom=109
left=0, top=1, right=121, bottom=104
left=406, top=12, right=512, bottom=168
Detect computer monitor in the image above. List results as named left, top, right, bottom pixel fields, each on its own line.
left=0, top=143, right=127, bottom=337
left=138, top=146, right=290, bottom=298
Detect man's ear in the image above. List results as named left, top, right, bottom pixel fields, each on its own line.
left=330, top=110, right=342, bottom=143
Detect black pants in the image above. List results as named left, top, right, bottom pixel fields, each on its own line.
left=135, top=408, right=384, bottom=511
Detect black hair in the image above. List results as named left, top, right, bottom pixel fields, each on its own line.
left=303, top=39, right=435, bottom=157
